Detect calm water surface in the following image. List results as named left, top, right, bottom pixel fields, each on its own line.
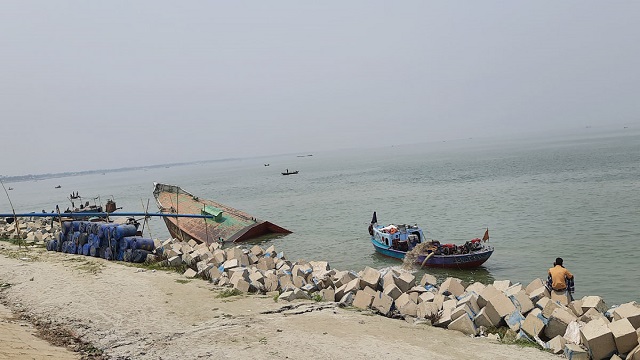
left=3, top=130, right=639, bottom=306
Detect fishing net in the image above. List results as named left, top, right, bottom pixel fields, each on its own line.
left=402, top=242, right=432, bottom=270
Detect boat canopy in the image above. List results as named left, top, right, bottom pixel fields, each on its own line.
left=201, top=205, right=224, bottom=221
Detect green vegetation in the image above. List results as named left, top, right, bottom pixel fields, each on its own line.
left=311, top=293, right=324, bottom=302
left=123, top=260, right=187, bottom=275
left=216, top=288, right=243, bottom=298
left=175, top=279, right=191, bottom=284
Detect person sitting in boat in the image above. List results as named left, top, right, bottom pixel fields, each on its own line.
left=545, top=257, right=575, bottom=303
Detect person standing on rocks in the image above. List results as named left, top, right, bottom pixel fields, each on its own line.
left=546, top=257, right=575, bottom=302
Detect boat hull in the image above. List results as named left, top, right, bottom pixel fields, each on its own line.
left=154, top=183, right=291, bottom=245
left=371, top=238, right=493, bottom=269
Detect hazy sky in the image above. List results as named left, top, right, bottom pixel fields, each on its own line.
left=1, top=1, right=638, bottom=176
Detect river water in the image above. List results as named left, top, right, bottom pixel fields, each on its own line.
left=3, top=129, right=639, bottom=306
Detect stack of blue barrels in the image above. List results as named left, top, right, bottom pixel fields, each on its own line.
left=46, top=220, right=155, bottom=263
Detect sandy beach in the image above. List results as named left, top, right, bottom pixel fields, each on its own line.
left=0, top=242, right=558, bottom=360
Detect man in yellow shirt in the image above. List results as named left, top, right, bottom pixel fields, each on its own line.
left=547, top=257, right=575, bottom=301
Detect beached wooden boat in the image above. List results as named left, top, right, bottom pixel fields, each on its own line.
left=368, top=212, right=493, bottom=268
left=153, top=182, right=291, bottom=245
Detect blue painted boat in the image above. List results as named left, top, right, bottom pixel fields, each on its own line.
left=368, top=212, right=494, bottom=269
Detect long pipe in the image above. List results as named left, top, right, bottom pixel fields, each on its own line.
left=0, top=212, right=214, bottom=219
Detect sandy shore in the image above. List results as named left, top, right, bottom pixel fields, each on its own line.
left=0, top=243, right=558, bottom=360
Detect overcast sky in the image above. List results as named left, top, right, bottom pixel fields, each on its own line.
left=1, top=1, right=638, bottom=176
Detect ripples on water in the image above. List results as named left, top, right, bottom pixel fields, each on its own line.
left=3, top=130, right=639, bottom=305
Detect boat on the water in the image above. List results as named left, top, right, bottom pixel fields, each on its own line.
left=282, top=169, right=299, bottom=175
left=368, top=212, right=493, bottom=268
left=153, top=182, right=292, bottom=245
left=55, top=185, right=62, bottom=189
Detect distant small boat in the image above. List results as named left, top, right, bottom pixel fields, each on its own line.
left=282, top=169, right=299, bottom=175
left=264, top=163, right=270, bottom=167
left=55, top=185, right=62, bottom=189
left=7, top=187, right=13, bottom=190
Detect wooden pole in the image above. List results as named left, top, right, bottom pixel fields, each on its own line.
left=0, top=180, right=21, bottom=248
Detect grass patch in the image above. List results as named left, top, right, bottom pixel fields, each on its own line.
left=175, top=279, right=191, bottom=284
left=311, top=294, right=323, bottom=302
left=75, top=261, right=105, bottom=275
left=216, top=288, right=243, bottom=298
left=123, top=261, right=188, bottom=275
left=273, top=293, right=279, bottom=302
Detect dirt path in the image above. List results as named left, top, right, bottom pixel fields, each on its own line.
left=0, top=243, right=558, bottom=360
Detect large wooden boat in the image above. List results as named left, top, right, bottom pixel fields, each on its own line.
left=153, top=182, right=291, bottom=245
left=368, top=212, right=493, bottom=269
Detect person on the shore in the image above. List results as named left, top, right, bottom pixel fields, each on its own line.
left=546, top=257, right=575, bottom=301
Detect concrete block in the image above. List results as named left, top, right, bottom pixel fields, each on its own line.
left=398, top=299, right=417, bottom=317
left=212, top=250, right=226, bottom=265
left=510, top=290, right=535, bottom=315
left=457, top=292, right=480, bottom=317
left=265, top=245, right=276, bottom=257
left=187, top=239, right=197, bottom=248
left=309, top=261, right=330, bottom=273
left=478, top=285, right=502, bottom=308
left=383, top=283, right=403, bottom=300
left=222, top=258, right=239, bottom=271
left=372, top=291, right=394, bottom=316
left=582, top=295, right=608, bottom=314
left=408, top=291, right=419, bottom=304
left=581, top=307, right=610, bottom=324
left=546, top=335, right=566, bottom=354
left=226, top=247, right=243, bottom=261
left=407, top=285, right=429, bottom=294
left=580, top=318, right=617, bottom=360
left=551, top=290, right=571, bottom=306
left=261, top=274, right=277, bottom=292
left=249, top=271, right=265, bottom=285
left=505, top=283, right=523, bottom=297
left=569, top=299, right=585, bottom=317
left=564, top=343, right=589, bottom=360
left=233, top=278, right=251, bottom=293
left=257, top=257, right=275, bottom=271
left=207, top=266, right=223, bottom=280
left=363, top=286, right=377, bottom=297
left=442, top=299, right=457, bottom=312
left=486, top=292, right=516, bottom=319
left=505, top=310, right=525, bottom=332
left=353, top=290, right=375, bottom=310
left=432, top=294, right=445, bottom=310
left=608, top=318, right=638, bottom=355
left=360, top=266, right=381, bottom=290
left=419, top=292, right=435, bottom=304
left=394, top=272, right=416, bottom=293
left=545, top=307, right=578, bottom=339
left=292, top=275, right=307, bottom=288
left=183, top=268, right=197, bottom=278
left=612, top=302, right=640, bottom=329
left=168, top=255, right=182, bottom=267
left=465, top=282, right=486, bottom=295
left=417, top=302, right=439, bottom=319
left=451, top=304, right=473, bottom=321
left=473, top=306, right=501, bottom=328
left=542, top=300, right=562, bottom=319
left=319, top=287, right=335, bottom=302
left=419, top=273, right=438, bottom=287
left=279, top=288, right=310, bottom=301
left=339, top=292, right=354, bottom=307
left=493, top=279, right=511, bottom=292
left=250, top=245, right=264, bottom=257
left=334, top=271, right=357, bottom=288
left=448, top=314, right=478, bottom=336
left=521, top=311, right=546, bottom=338
left=434, top=308, right=453, bottom=328
left=438, top=277, right=465, bottom=297
left=628, top=345, right=640, bottom=360
left=529, top=286, right=550, bottom=304
left=248, top=253, right=259, bottom=265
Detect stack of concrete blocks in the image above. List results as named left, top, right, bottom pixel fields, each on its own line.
left=150, top=239, right=640, bottom=358
left=0, top=217, right=61, bottom=244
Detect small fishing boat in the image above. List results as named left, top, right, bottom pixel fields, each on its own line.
left=55, top=185, right=62, bottom=189
left=368, top=212, right=493, bottom=268
left=264, top=163, right=270, bottom=167
left=282, top=169, right=299, bottom=175
left=7, top=187, right=13, bottom=191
